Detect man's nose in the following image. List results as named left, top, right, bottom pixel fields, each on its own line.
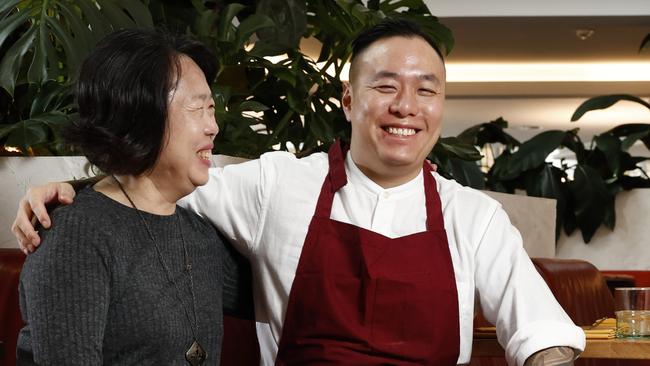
left=389, top=89, right=418, bottom=117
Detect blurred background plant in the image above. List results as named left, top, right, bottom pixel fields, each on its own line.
left=439, top=108, right=650, bottom=243
left=428, top=32, right=650, bottom=243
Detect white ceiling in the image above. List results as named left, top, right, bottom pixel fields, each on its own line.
left=419, top=2, right=650, bottom=147
left=425, top=0, right=650, bottom=17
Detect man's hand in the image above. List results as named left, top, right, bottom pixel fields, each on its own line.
left=11, top=182, right=76, bottom=254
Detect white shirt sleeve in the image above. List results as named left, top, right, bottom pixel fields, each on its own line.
left=474, top=207, right=586, bottom=366
left=178, top=158, right=269, bottom=256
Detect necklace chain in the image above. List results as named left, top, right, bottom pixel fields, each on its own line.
left=112, top=176, right=201, bottom=343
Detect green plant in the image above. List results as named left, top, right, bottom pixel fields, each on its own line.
left=0, top=0, right=154, bottom=155
left=203, top=0, right=456, bottom=158
left=0, top=0, right=458, bottom=159
left=640, top=32, right=650, bottom=52
left=433, top=107, right=650, bottom=243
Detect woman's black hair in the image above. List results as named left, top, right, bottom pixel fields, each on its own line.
left=65, top=28, right=217, bottom=176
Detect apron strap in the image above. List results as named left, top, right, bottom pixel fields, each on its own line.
left=422, top=161, right=445, bottom=231
left=328, top=139, right=349, bottom=192
left=313, top=140, right=348, bottom=218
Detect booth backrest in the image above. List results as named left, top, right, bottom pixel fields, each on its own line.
left=221, top=316, right=259, bottom=366
left=531, top=258, right=615, bottom=326
left=0, top=249, right=25, bottom=366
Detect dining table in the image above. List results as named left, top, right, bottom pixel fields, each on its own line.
left=472, top=336, right=650, bottom=359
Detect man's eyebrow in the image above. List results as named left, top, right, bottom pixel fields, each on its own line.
left=371, top=71, right=399, bottom=81
left=419, top=74, right=440, bottom=83
left=371, top=71, right=440, bottom=84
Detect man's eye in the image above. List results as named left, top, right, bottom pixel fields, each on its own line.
left=418, top=88, right=438, bottom=96
left=375, top=85, right=396, bottom=93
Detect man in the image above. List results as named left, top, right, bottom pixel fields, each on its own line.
left=13, top=19, right=584, bottom=365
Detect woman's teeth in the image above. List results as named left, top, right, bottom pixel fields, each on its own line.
left=386, top=127, right=416, bottom=136
left=198, top=150, right=211, bottom=160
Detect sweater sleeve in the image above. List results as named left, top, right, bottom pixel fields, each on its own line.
left=18, top=207, right=112, bottom=366
left=218, top=231, right=254, bottom=319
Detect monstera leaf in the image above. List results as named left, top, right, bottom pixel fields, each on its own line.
left=0, top=80, right=74, bottom=154
left=0, top=0, right=153, bottom=95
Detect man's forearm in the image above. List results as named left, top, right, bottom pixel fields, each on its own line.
left=524, top=346, right=577, bottom=366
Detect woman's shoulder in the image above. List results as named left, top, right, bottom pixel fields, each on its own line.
left=50, top=186, right=124, bottom=220
left=43, top=187, right=132, bottom=250
left=176, top=205, right=220, bottom=239
left=28, top=188, right=118, bottom=269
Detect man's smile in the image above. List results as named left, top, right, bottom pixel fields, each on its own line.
left=383, top=126, right=417, bottom=136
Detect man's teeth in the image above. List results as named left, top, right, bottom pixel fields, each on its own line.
left=198, top=150, right=211, bottom=160
left=386, top=127, right=416, bottom=136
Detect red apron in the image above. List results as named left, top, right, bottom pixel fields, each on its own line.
left=275, top=141, right=460, bottom=365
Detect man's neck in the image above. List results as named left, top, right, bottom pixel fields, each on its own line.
left=348, top=156, right=422, bottom=189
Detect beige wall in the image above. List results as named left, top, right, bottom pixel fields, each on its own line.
left=1, top=157, right=557, bottom=259
left=424, top=0, right=650, bottom=16
left=557, top=189, right=650, bottom=270
left=484, top=191, right=556, bottom=258
left=0, top=157, right=93, bottom=249
left=0, top=156, right=245, bottom=249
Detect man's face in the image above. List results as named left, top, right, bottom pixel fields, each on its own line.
left=343, top=36, right=446, bottom=187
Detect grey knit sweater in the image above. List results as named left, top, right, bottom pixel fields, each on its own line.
left=17, top=187, right=252, bottom=365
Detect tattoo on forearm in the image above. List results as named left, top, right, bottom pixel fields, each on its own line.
left=523, top=346, right=576, bottom=366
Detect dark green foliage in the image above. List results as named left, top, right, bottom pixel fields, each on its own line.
left=0, top=0, right=454, bottom=158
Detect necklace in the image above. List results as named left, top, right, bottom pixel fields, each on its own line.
left=113, top=176, right=207, bottom=365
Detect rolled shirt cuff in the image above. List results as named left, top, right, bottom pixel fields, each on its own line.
left=504, top=320, right=586, bottom=366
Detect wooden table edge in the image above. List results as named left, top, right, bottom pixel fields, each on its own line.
left=472, top=337, right=650, bottom=360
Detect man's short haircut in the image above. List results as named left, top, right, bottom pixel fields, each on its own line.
left=65, top=28, right=217, bottom=176
left=349, top=18, right=444, bottom=81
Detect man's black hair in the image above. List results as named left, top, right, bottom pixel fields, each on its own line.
left=350, top=18, right=444, bottom=63
left=65, top=28, right=217, bottom=176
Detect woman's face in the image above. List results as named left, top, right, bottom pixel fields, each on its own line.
left=152, top=55, right=218, bottom=196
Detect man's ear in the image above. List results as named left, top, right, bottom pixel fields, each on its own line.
left=341, top=81, right=352, bottom=122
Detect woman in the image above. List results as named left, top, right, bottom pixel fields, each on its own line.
left=16, top=29, right=249, bottom=365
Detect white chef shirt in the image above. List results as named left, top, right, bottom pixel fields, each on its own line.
left=180, top=151, right=585, bottom=366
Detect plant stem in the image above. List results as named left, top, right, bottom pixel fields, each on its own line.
left=265, top=109, right=294, bottom=150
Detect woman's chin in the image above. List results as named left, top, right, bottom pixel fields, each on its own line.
left=191, top=172, right=210, bottom=187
